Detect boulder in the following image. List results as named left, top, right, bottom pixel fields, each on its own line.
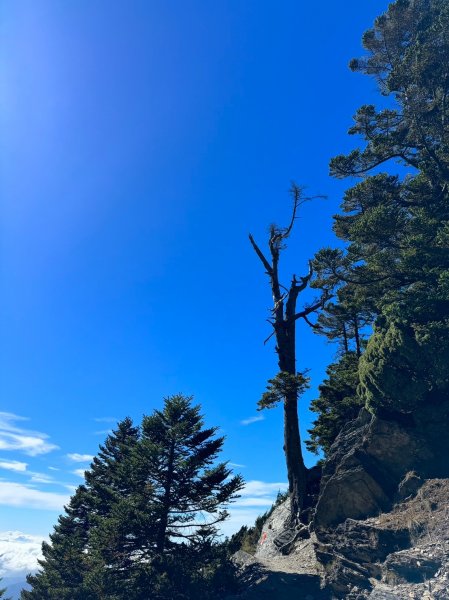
left=312, top=398, right=449, bottom=597
left=255, top=496, right=292, bottom=560
left=314, top=401, right=449, bottom=530
left=382, top=549, right=442, bottom=584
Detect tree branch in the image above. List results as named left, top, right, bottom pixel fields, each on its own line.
left=292, top=293, right=330, bottom=322
left=264, top=330, right=276, bottom=345
left=284, top=262, right=313, bottom=320
left=302, top=314, right=321, bottom=329
left=249, top=233, right=273, bottom=275
left=296, top=261, right=313, bottom=293
left=283, top=184, right=302, bottom=239
left=283, top=185, right=327, bottom=239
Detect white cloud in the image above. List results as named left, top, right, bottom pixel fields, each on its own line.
left=240, top=480, right=287, bottom=498
left=0, top=459, right=28, bottom=472
left=240, top=415, right=265, bottom=426
left=66, top=453, right=93, bottom=463
left=0, top=413, right=58, bottom=456
left=219, top=480, right=288, bottom=538
left=0, top=531, right=45, bottom=576
left=93, top=417, right=117, bottom=423
left=0, top=482, right=69, bottom=511
left=29, top=472, right=54, bottom=484
left=94, top=429, right=113, bottom=436
left=72, top=468, right=86, bottom=478
left=219, top=508, right=266, bottom=538
left=229, top=462, right=246, bottom=468
left=231, top=497, right=276, bottom=507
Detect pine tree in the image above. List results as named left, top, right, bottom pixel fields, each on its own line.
left=315, top=296, right=369, bottom=357
left=85, top=395, right=244, bottom=599
left=306, top=352, right=362, bottom=456
left=22, top=419, right=140, bottom=600
left=249, top=185, right=329, bottom=520
left=23, top=486, right=93, bottom=600
left=138, top=394, right=243, bottom=554
left=23, top=398, right=243, bottom=600
left=313, top=0, right=449, bottom=417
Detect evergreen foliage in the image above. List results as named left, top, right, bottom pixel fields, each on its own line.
left=359, top=317, right=449, bottom=412
left=310, top=0, right=449, bottom=433
left=307, top=352, right=362, bottom=456
left=258, top=371, right=309, bottom=410
left=315, top=302, right=364, bottom=356
left=23, top=486, right=93, bottom=600
left=23, top=396, right=243, bottom=600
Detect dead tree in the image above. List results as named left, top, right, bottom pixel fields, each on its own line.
left=249, top=185, right=329, bottom=520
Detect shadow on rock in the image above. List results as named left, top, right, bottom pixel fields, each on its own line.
left=230, top=557, right=332, bottom=599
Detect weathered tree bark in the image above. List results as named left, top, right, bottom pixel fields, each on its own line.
left=249, top=186, right=328, bottom=520
left=353, top=314, right=361, bottom=357
left=156, top=440, right=175, bottom=554
left=342, top=323, right=349, bottom=354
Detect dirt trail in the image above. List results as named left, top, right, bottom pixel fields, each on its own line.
left=257, top=538, right=319, bottom=575
left=230, top=535, right=331, bottom=600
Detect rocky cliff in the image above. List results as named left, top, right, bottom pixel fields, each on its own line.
left=232, top=400, right=449, bottom=598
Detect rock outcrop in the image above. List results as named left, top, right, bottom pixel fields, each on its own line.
left=314, top=401, right=449, bottom=530
left=312, top=398, right=449, bottom=597
left=233, top=480, right=449, bottom=599
left=231, top=400, right=449, bottom=598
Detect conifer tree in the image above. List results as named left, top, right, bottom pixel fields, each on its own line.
left=306, top=352, right=362, bottom=456
left=23, top=419, right=140, bottom=599
left=312, top=0, right=449, bottom=419
left=139, top=394, right=243, bottom=553
left=23, top=486, right=93, bottom=600
left=249, top=185, right=328, bottom=519
left=315, top=296, right=369, bottom=357
left=23, top=397, right=242, bottom=600
left=85, top=395, right=244, bottom=599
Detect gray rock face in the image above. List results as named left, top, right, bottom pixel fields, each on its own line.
left=382, top=548, right=441, bottom=584
left=235, top=400, right=449, bottom=599
left=255, top=466, right=321, bottom=561
left=312, top=399, right=449, bottom=597
left=314, top=399, right=449, bottom=531
left=314, top=408, right=437, bottom=529
left=233, top=479, right=449, bottom=599
left=254, top=497, right=292, bottom=561
left=315, top=478, right=449, bottom=598
left=272, top=525, right=308, bottom=555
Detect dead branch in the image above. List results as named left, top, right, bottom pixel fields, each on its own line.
left=248, top=233, right=273, bottom=275
left=263, top=330, right=276, bottom=345
left=302, top=314, right=322, bottom=330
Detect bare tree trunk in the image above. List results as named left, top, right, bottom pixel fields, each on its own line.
left=283, top=394, right=306, bottom=517
left=249, top=186, right=328, bottom=521
left=276, top=319, right=307, bottom=517
left=156, top=440, right=175, bottom=554
left=353, top=315, right=361, bottom=357
left=342, top=323, right=349, bottom=354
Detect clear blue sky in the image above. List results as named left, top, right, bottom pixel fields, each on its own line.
left=0, top=0, right=388, bottom=562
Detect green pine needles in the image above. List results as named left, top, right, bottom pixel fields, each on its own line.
left=258, top=372, right=309, bottom=410
left=309, top=0, right=449, bottom=448
left=23, top=395, right=243, bottom=600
